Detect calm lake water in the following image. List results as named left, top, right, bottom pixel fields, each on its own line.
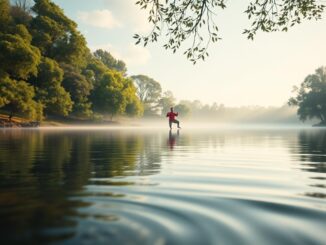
left=0, top=127, right=325, bottom=244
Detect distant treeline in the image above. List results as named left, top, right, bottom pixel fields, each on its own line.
left=173, top=102, right=301, bottom=124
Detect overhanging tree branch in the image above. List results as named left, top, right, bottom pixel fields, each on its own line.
left=134, top=0, right=325, bottom=63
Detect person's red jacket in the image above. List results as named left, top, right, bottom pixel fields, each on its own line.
left=166, top=112, right=178, bottom=121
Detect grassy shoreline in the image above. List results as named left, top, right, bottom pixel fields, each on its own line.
left=0, top=113, right=122, bottom=127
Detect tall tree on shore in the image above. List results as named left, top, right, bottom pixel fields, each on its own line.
left=131, top=75, right=162, bottom=115
left=289, top=67, right=326, bottom=125
left=93, top=49, right=127, bottom=75
left=123, top=78, right=144, bottom=117
left=31, top=58, right=73, bottom=116
left=91, top=70, right=129, bottom=120
left=0, top=0, right=144, bottom=121
left=61, top=63, right=93, bottom=116
left=134, top=0, right=325, bottom=63
left=91, top=70, right=144, bottom=119
left=31, top=0, right=89, bottom=67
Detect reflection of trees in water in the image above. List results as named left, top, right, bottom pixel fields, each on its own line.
left=0, top=130, right=163, bottom=243
left=173, top=131, right=226, bottom=150
left=295, top=130, right=326, bottom=173
left=90, top=133, right=142, bottom=178
left=291, top=130, right=326, bottom=200
left=137, top=134, right=161, bottom=175
left=0, top=131, right=91, bottom=244
left=90, top=132, right=161, bottom=178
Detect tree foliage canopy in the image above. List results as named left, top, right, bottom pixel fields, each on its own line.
left=131, top=75, right=162, bottom=103
left=0, top=0, right=143, bottom=121
left=32, top=57, right=73, bottom=116
left=0, top=0, right=12, bottom=31
left=31, top=0, right=88, bottom=67
left=91, top=71, right=128, bottom=117
left=131, top=75, right=162, bottom=116
left=134, top=0, right=325, bottom=63
left=289, top=67, right=326, bottom=124
left=0, top=71, right=42, bottom=120
left=0, top=33, right=41, bottom=79
left=94, top=49, right=127, bottom=75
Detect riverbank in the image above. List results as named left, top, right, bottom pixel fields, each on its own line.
left=313, top=122, right=326, bottom=127
left=0, top=114, right=40, bottom=128
left=0, top=113, right=137, bottom=128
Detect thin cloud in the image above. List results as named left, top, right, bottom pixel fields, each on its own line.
left=77, top=9, right=121, bottom=29
left=102, top=0, right=151, bottom=33
left=124, top=44, right=151, bottom=66
left=91, top=43, right=151, bottom=67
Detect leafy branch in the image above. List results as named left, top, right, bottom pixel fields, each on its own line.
left=134, top=0, right=325, bottom=63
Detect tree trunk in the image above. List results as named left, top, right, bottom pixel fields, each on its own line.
left=318, top=112, right=325, bottom=124
left=321, top=113, right=326, bottom=124
left=9, top=109, right=13, bottom=122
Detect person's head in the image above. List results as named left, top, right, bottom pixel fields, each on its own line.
left=170, top=107, right=173, bottom=112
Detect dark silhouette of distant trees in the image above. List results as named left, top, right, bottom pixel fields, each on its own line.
left=289, top=67, right=326, bottom=125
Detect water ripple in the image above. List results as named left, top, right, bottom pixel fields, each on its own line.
left=0, top=128, right=325, bottom=244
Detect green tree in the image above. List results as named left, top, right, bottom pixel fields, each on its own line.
left=135, top=0, right=325, bottom=63
left=91, top=70, right=127, bottom=120
left=123, top=78, right=144, bottom=117
left=131, top=74, right=162, bottom=116
left=0, top=0, right=12, bottom=31
left=0, top=33, right=41, bottom=80
left=31, top=58, right=73, bottom=116
left=125, top=98, right=144, bottom=117
left=0, top=72, right=42, bottom=120
left=31, top=0, right=89, bottom=67
left=61, top=63, right=93, bottom=116
left=11, top=24, right=32, bottom=42
left=289, top=67, right=326, bottom=125
left=85, top=56, right=109, bottom=84
left=159, top=90, right=176, bottom=116
left=10, top=0, right=33, bottom=25
left=93, top=49, right=127, bottom=75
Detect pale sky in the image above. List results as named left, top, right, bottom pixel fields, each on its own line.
left=53, top=0, right=326, bottom=107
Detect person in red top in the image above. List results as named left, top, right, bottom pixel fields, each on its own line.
left=166, top=107, right=181, bottom=129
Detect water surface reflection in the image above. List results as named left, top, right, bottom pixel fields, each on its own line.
left=0, top=128, right=325, bottom=244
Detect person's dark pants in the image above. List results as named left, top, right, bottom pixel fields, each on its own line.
left=169, top=119, right=180, bottom=129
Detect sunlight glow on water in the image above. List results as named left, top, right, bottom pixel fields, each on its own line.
left=0, top=128, right=325, bottom=244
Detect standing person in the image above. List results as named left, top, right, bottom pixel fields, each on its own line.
left=166, top=107, right=181, bottom=129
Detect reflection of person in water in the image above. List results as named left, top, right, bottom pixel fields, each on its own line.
left=166, top=107, right=181, bottom=129
left=168, top=129, right=180, bottom=149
